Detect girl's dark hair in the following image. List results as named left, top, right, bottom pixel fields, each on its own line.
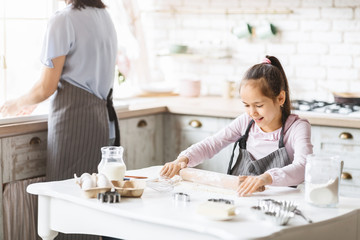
left=241, top=55, right=291, bottom=122
left=67, top=0, right=106, bottom=9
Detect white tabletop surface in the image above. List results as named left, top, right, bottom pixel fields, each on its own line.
left=27, top=166, right=360, bottom=240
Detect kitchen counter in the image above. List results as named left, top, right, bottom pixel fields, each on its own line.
left=27, top=166, right=360, bottom=240
left=1, top=96, right=360, bottom=138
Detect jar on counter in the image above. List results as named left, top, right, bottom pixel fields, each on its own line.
left=98, top=146, right=126, bottom=181
left=305, top=154, right=341, bottom=207
left=178, top=79, right=201, bottom=97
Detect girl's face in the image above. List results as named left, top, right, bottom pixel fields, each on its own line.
left=240, top=82, right=285, bottom=133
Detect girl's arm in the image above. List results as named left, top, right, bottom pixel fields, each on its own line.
left=160, top=114, right=250, bottom=178
left=0, top=56, right=65, bottom=116
left=178, top=114, right=249, bottom=167
left=267, top=119, right=313, bottom=186
left=236, top=119, right=312, bottom=196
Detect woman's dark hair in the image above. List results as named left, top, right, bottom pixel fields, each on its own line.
left=67, top=0, right=106, bottom=9
left=240, top=55, right=291, bottom=122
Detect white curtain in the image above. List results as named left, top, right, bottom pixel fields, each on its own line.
left=105, top=0, right=151, bottom=91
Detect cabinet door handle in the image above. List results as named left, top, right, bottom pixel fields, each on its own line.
left=189, top=120, right=202, bottom=128
left=341, top=172, right=352, bottom=180
left=29, top=136, right=41, bottom=145
left=339, top=132, right=353, bottom=140
left=137, top=119, right=147, bottom=128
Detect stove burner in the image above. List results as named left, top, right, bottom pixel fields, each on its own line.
left=291, top=100, right=360, bottom=115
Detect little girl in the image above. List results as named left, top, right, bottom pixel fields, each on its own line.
left=160, top=55, right=313, bottom=196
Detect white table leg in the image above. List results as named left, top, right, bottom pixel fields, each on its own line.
left=38, top=195, right=58, bottom=240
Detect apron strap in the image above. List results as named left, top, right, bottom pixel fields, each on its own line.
left=227, top=119, right=255, bottom=175
left=278, top=115, right=287, bottom=148
left=278, top=127, right=285, bottom=148
left=241, top=119, right=254, bottom=149
left=227, top=138, right=241, bottom=175
left=106, top=88, right=120, bottom=146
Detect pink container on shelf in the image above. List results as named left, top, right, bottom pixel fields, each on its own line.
left=179, top=79, right=201, bottom=97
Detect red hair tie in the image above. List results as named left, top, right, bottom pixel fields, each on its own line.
left=262, top=58, right=271, bottom=64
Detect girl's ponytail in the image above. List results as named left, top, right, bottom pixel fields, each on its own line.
left=266, top=55, right=291, bottom=121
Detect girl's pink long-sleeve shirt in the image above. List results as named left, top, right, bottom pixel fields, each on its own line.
left=178, top=113, right=313, bottom=186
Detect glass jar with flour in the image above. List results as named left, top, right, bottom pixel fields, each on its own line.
left=98, top=146, right=126, bottom=181
left=305, top=154, right=341, bottom=207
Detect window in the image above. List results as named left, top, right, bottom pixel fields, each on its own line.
left=0, top=0, right=65, bottom=103
left=0, top=0, right=147, bottom=107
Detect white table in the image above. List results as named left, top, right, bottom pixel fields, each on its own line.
left=27, top=166, right=360, bottom=240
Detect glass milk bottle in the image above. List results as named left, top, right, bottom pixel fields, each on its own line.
left=98, top=146, right=126, bottom=181
left=305, top=154, right=341, bottom=207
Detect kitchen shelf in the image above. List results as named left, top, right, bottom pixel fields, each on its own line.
left=141, top=8, right=293, bottom=15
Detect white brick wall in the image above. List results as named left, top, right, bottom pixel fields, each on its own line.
left=302, top=0, right=332, bottom=7
left=334, top=0, right=360, bottom=7
left=137, top=0, right=360, bottom=101
left=321, top=8, right=354, bottom=19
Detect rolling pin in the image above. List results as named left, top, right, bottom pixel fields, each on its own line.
left=179, top=168, right=239, bottom=190
left=179, top=168, right=265, bottom=192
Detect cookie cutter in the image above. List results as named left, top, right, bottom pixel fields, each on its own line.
left=208, top=198, right=234, bottom=205
left=98, top=190, right=121, bottom=203
left=173, top=192, right=190, bottom=202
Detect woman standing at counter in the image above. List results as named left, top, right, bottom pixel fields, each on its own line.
left=161, top=56, right=313, bottom=196
left=1, top=1, right=118, bottom=239
left=0, top=0, right=118, bottom=180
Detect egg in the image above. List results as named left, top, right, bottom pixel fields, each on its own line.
left=81, top=176, right=95, bottom=190
left=79, top=173, right=91, bottom=181
left=97, top=173, right=112, bottom=188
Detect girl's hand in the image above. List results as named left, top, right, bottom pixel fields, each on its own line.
left=237, top=173, right=272, bottom=197
left=160, top=156, right=189, bottom=178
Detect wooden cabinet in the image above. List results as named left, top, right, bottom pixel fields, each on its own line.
left=0, top=131, right=47, bottom=240
left=119, top=114, right=164, bottom=170
left=311, top=125, right=360, bottom=193
left=163, top=114, right=234, bottom=173
left=1, top=132, right=47, bottom=183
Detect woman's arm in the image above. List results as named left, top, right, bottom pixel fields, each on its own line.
left=0, top=56, right=65, bottom=116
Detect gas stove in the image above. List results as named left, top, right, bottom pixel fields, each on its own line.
left=291, top=100, right=360, bottom=117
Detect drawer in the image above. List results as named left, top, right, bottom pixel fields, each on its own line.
left=1, top=131, right=47, bottom=183
left=340, top=185, right=360, bottom=198
left=340, top=168, right=360, bottom=188
left=321, top=142, right=360, bottom=153
left=317, top=126, right=360, bottom=144
left=120, top=115, right=157, bottom=131
left=314, top=126, right=360, bottom=169
left=174, top=115, right=230, bottom=132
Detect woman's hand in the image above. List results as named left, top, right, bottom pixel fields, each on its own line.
left=0, top=99, right=21, bottom=117
left=237, top=173, right=272, bottom=197
left=16, top=104, right=38, bottom=116
left=0, top=99, right=38, bottom=117
left=160, top=156, right=189, bottom=178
